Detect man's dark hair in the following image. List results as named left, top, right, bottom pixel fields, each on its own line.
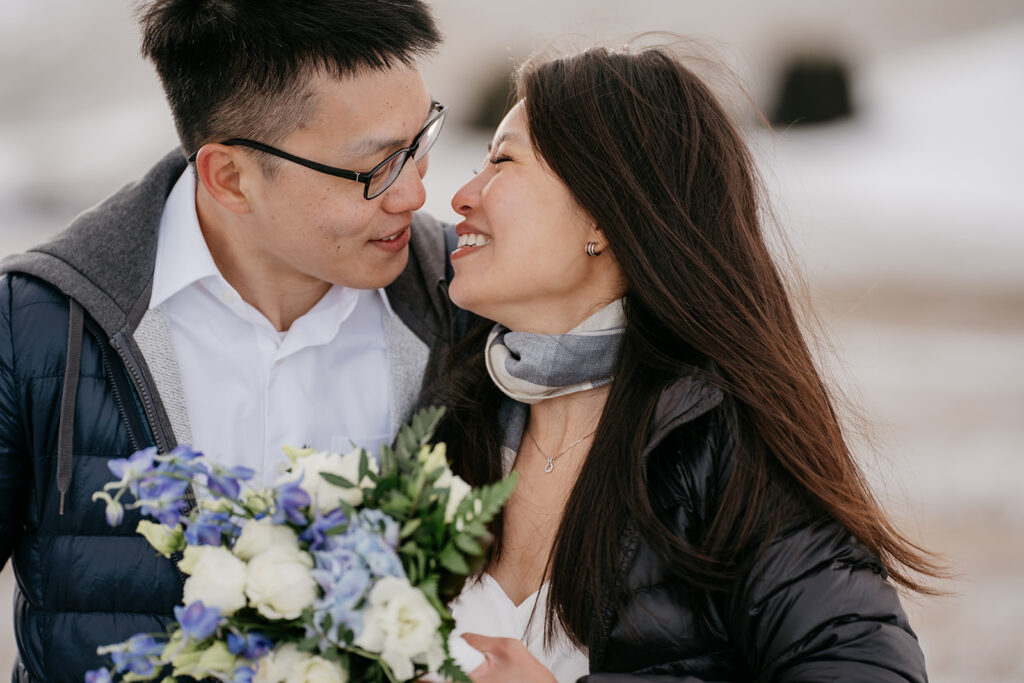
left=138, top=0, right=441, bottom=158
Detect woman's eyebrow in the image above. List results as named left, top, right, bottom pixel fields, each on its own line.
left=487, top=131, right=524, bottom=152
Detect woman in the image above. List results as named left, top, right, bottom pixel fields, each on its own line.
left=438, top=44, right=940, bottom=682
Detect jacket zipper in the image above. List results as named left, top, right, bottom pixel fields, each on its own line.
left=109, top=332, right=195, bottom=588
left=90, top=327, right=142, bottom=454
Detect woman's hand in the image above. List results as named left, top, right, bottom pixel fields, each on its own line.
left=461, top=633, right=558, bottom=683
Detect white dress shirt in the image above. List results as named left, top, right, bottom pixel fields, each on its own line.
left=150, top=169, right=392, bottom=485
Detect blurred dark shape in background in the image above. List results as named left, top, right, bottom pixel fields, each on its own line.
left=468, top=67, right=517, bottom=131
left=771, top=56, right=854, bottom=126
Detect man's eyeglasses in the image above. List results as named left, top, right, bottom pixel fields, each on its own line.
left=188, top=101, right=447, bottom=200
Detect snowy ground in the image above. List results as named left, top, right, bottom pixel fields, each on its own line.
left=2, top=8, right=1023, bottom=682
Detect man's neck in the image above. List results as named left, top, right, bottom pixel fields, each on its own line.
left=196, top=188, right=331, bottom=332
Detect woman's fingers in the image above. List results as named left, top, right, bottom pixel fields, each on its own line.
left=459, top=633, right=556, bottom=683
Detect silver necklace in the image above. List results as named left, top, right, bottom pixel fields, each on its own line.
left=526, top=428, right=597, bottom=473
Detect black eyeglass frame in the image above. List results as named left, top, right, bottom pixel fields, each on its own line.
left=187, top=101, right=446, bottom=200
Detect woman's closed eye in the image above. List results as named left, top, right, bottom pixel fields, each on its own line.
left=489, top=153, right=512, bottom=165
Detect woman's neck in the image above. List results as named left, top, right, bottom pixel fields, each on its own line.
left=525, top=384, right=611, bottom=449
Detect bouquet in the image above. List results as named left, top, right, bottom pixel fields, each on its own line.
left=87, top=407, right=515, bottom=683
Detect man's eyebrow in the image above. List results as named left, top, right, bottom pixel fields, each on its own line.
left=343, top=102, right=437, bottom=160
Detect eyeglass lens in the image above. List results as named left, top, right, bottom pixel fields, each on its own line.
left=365, top=109, right=445, bottom=198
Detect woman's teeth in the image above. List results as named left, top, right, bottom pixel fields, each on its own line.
left=379, top=232, right=401, bottom=242
left=456, top=233, right=492, bottom=249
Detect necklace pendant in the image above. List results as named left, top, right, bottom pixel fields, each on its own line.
left=544, top=457, right=554, bottom=473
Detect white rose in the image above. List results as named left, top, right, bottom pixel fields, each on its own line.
left=245, top=546, right=317, bottom=620
left=443, top=474, right=472, bottom=523
left=253, top=643, right=311, bottom=683
left=181, top=545, right=248, bottom=616
left=284, top=449, right=377, bottom=512
left=286, top=655, right=348, bottom=683
left=233, top=517, right=300, bottom=561
left=353, top=576, right=443, bottom=680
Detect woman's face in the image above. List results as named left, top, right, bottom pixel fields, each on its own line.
left=448, top=101, right=624, bottom=333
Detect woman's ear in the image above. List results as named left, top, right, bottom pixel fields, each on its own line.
left=193, top=144, right=256, bottom=215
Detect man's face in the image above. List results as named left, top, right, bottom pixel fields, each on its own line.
left=241, top=65, right=433, bottom=290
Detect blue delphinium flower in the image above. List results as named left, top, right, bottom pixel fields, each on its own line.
left=301, top=508, right=349, bottom=551
left=273, top=476, right=311, bottom=525
left=174, top=601, right=222, bottom=641
left=135, top=475, right=190, bottom=527
left=208, top=465, right=256, bottom=499
left=185, top=511, right=239, bottom=546
left=357, top=508, right=400, bottom=548
left=227, top=631, right=274, bottom=660
left=231, top=665, right=256, bottom=683
left=84, top=667, right=113, bottom=683
left=107, top=447, right=158, bottom=496
left=168, top=444, right=203, bottom=461
left=109, top=634, right=164, bottom=677
left=327, top=519, right=404, bottom=579
left=309, top=546, right=371, bottom=645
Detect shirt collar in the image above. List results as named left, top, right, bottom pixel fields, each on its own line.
left=151, top=168, right=395, bottom=318
left=150, top=169, right=220, bottom=310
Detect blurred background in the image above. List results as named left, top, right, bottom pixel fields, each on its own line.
left=2, top=1, right=1022, bottom=680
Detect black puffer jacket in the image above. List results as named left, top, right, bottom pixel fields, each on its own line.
left=582, top=377, right=927, bottom=682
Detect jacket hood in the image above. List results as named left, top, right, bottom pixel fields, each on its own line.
left=0, top=149, right=186, bottom=337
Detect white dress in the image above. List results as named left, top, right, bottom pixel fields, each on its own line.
left=448, top=573, right=590, bottom=682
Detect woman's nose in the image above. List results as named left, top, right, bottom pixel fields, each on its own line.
left=451, top=172, right=482, bottom=217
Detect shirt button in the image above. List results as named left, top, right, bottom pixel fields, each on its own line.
left=222, top=290, right=235, bottom=303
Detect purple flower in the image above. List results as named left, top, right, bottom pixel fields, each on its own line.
left=208, top=465, right=256, bottom=499
left=231, top=665, right=256, bottom=683
left=184, top=511, right=238, bottom=546
left=104, top=499, right=125, bottom=527
left=136, top=476, right=190, bottom=527
left=84, top=667, right=113, bottom=683
left=108, top=447, right=157, bottom=495
left=169, top=444, right=203, bottom=461
left=227, top=631, right=273, bottom=660
left=300, top=508, right=349, bottom=551
left=272, top=477, right=310, bottom=525
left=174, top=601, right=222, bottom=641
left=110, top=634, right=163, bottom=677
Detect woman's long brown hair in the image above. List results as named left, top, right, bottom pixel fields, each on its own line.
left=438, top=44, right=944, bottom=649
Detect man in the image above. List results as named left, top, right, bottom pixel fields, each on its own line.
left=0, top=1, right=454, bottom=679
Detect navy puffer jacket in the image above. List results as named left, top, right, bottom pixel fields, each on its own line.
left=0, top=275, right=180, bottom=682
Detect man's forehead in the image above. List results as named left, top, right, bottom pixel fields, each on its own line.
left=304, top=67, right=432, bottom=158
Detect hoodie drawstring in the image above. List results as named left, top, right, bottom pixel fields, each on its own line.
left=58, top=298, right=83, bottom=515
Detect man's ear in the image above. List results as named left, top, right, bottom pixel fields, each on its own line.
left=193, top=144, right=257, bottom=215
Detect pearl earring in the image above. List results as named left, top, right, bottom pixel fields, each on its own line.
left=585, top=242, right=602, bottom=256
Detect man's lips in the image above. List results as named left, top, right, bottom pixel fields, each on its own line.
left=370, top=226, right=411, bottom=253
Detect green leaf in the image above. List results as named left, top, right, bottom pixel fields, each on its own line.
left=320, top=472, right=355, bottom=489
left=400, top=518, right=422, bottom=539
left=465, top=472, right=518, bottom=526
left=358, top=449, right=370, bottom=482
left=439, top=542, right=470, bottom=575
left=297, top=636, right=321, bottom=652
left=453, top=533, right=483, bottom=556
left=439, top=657, right=473, bottom=683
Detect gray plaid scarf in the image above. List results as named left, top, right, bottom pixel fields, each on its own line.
left=485, top=299, right=626, bottom=405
